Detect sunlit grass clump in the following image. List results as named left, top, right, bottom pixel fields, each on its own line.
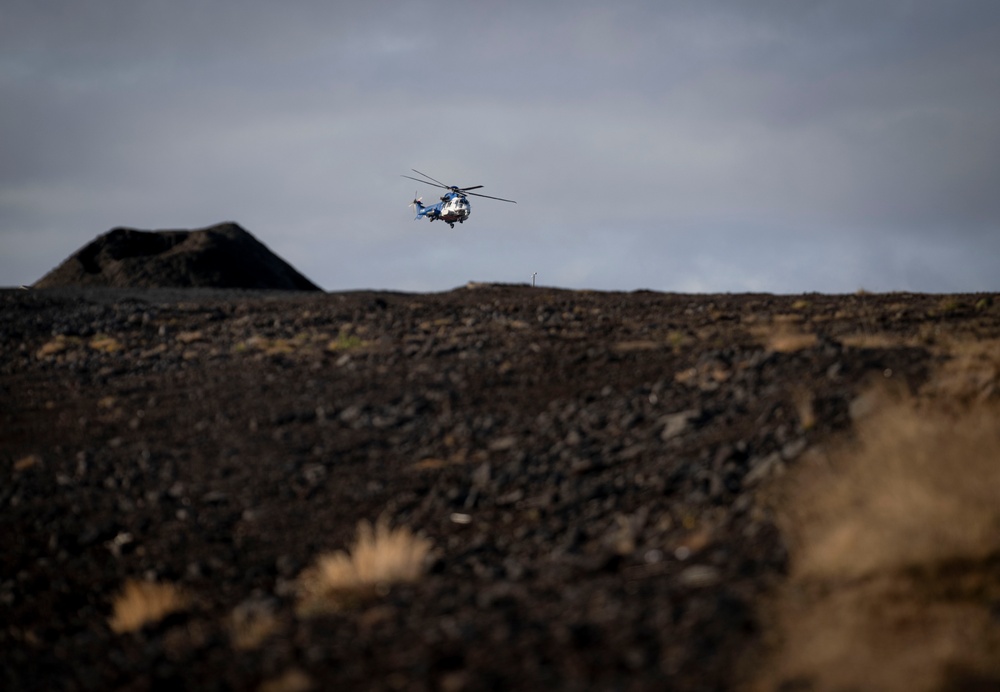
left=791, top=402, right=1000, bottom=580
left=757, top=375, right=1000, bottom=690
left=108, top=579, right=190, bottom=634
left=297, top=519, right=432, bottom=615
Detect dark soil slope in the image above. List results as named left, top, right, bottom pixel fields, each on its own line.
left=34, top=223, right=321, bottom=291
left=1, top=286, right=998, bottom=691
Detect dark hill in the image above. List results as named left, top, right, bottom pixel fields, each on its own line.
left=34, top=222, right=321, bottom=291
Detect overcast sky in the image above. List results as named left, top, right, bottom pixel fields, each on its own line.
left=3, top=1, right=999, bottom=292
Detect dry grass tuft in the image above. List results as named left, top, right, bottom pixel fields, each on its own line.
left=838, top=331, right=910, bottom=350
left=749, top=317, right=820, bottom=353
left=258, top=667, right=313, bottom=692
left=754, top=395, right=1000, bottom=691
left=229, top=602, right=282, bottom=651
left=108, top=579, right=190, bottom=634
left=765, top=330, right=818, bottom=353
left=89, top=334, right=123, bottom=353
left=788, top=402, right=1000, bottom=580
left=36, top=337, right=71, bottom=358
left=923, top=337, right=1000, bottom=408
left=14, top=454, right=42, bottom=472
left=297, top=519, right=432, bottom=615
left=790, top=388, right=817, bottom=431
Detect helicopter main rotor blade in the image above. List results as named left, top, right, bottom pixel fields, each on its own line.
left=410, top=168, right=451, bottom=188
left=400, top=174, right=448, bottom=190
left=403, top=170, right=515, bottom=202
left=465, top=191, right=517, bottom=203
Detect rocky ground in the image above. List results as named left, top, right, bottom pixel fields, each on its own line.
left=2, top=285, right=998, bottom=691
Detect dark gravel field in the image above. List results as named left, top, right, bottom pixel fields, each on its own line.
left=2, top=285, right=998, bottom=691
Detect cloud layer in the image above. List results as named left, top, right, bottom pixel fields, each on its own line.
left=3, top=1, right=999, bottom=291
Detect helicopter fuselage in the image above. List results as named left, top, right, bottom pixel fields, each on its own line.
left=412, top=192, right=471, bottom=228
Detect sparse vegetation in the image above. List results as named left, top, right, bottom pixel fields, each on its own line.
left=326, top=330, right=366, bottom=351
left=296, top=519, right=432, bottom=615
left=755, top=342, right=1000, bottom=691
left=786, top=401, right=1000, bottom=580
left=790, top=388, right=817, bottom=430
left=936, top=297, right=964, bottom=315
left=108, top=579, right=190, bottom=634
left=88, top=335, right=123, bottom=353
left=922, top=336, right=1000, bottom=407
left=257, top=668, right=314, bottom=692
left=233, top=329, right=368, bottom=357
left=837, top=331, right=910, bottom=350
left=229, top=603, right=282, bottom=651
left=765, top=330, right=818, bottom=353
left=35, top=335, right=77, bottom=358
left=748, top=313, right=821, bottom=353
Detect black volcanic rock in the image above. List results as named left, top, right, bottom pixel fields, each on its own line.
left=4, top=286, right=998, bottom=691
left=34, top=222, right=321, bottom=291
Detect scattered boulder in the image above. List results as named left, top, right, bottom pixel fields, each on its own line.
left=34, top=222, right=321, bottom=291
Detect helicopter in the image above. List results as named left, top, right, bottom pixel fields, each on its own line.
left=402, top=169, right=516, bottom=228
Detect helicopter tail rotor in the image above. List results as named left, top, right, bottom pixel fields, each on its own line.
left=409, top=193, right=425, bottom=219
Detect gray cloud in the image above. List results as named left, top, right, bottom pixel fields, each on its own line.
left=2, top=1, right=999, bottom=291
